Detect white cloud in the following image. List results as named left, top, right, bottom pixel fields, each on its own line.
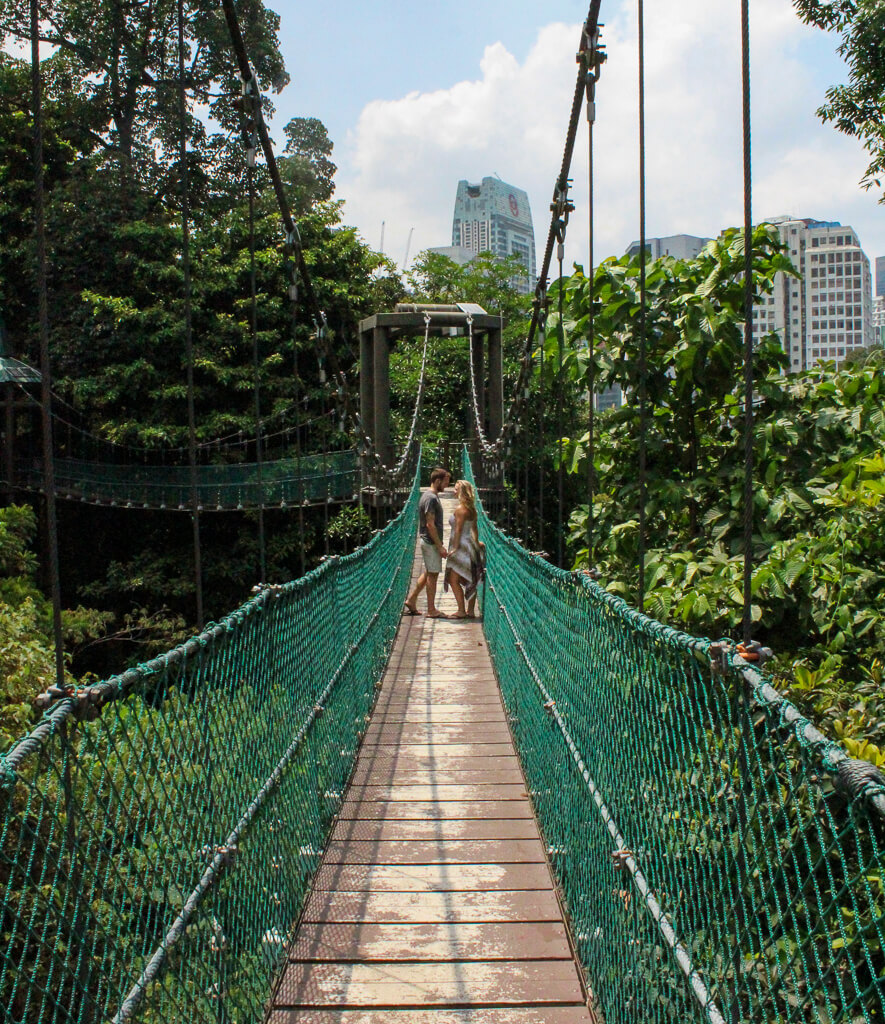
left=336, top=0, right=884, bottom=277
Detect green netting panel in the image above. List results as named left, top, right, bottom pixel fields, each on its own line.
left=464, top=451, right=885, bottom=1024
left=16, top=450, right=358, bottom=509
left=0, top=466, right=420, bottom=1024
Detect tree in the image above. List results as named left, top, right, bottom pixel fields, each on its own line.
left=0, top=0, right=287, bottom=188
left=281, top=116, right=337, bottom=212
left=793, top=0, right=885, bottom=200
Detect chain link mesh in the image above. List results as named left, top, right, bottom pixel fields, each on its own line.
left=464, top=450, right=885, bottom=1023
left=0, top=468, right=419, bottom=1023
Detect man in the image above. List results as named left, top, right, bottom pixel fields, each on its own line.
left=404, top=466, right=449, bottom=618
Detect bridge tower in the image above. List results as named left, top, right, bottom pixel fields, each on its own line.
left=358, top=302, right=503, bottom=490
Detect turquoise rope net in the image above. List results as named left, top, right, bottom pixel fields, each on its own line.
left=16, top=450, right=358, bottom=510
left=0, top=467, right=419, bottom=1023
left=464, top=450, right=885, bottom=1023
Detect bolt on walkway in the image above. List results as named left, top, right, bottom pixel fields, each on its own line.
left=269, top=491, right=592, bottom=1023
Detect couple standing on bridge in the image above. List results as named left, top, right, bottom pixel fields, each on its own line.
left=403, top=466, right=485, bottom=620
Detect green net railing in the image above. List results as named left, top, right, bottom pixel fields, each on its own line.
left=16, top=450, right=358, bottom=509
left=0, top=466, right=419, bottom=1024
left=465, top=451, right=885, bottom=1024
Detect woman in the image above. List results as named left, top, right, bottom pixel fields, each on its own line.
left=444, top=479, right=481, bottom=619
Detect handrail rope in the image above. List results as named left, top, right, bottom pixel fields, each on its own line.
left=483, top=566, right=728, bottom=1024
left=470, top=1, right=603, bottom=466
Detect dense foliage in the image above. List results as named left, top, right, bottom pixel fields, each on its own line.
left=551, top=231, right=885, bottom=763
left=794, top=0, right=885, bottom=200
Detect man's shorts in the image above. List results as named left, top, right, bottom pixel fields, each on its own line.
left=421, top=540, right=442, bottom=574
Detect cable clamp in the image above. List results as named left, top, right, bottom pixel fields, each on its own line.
left=217, top=844, right=238, bottom=867
left=708, top=641, right=731, bottom=674
left=314, top=704, right=325, bottom=717
left=610, top=848, right=633, bottom=872
left=736, top=640, right=774, bottom=666
left=543, top=699, right=557, bottom=715
left=34, top=684, right=76, bottom=710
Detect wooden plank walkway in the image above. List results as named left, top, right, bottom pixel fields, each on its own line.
left=269, top=491, right=592, bottom=1023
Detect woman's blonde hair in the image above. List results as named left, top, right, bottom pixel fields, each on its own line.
left=456, top=480, right=477, bottom=518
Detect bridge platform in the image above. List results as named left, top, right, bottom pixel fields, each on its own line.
left=269, top=491, right=592, bottom=1022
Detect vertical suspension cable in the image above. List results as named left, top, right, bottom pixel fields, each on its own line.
left=587, top=120, right=596, bottom=566
left=247, top=151, right=266, bottom=582
left=286, top=253, right=306, bottom=576
left=177, top=0, right=203, bottom=627
left=741, top=0, right=754, bottom=644
left=637, top=0, right=648, bottom=611
left=556, top=249, right=565, bottom=567
left=584, top=17, right=603, bottom=568
left=30, top=0, right=64, bottom=688
left=537, top=307, right=545, bottom=553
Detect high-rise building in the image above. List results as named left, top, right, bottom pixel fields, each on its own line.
left=876, top=256, right=885, bottom=297
left=625, top=233, right=711, bottom=260
left=873, top=296, right=885, bottom=345
left=752, top=216, right=874, bottom=371
left=451, top=177, right=536, bottom=294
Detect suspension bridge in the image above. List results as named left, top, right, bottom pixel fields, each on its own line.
left=2, top=1, right=884, bottom=1022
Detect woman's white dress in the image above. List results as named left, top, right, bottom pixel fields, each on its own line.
left=446, top=512, right=476, bottom=583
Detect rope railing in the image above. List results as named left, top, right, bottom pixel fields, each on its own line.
left=0, top=465, right=421, bottom=1024
left=464, top=449, right=885, bottom=1023
left=13, top=449, right=358, bottom=511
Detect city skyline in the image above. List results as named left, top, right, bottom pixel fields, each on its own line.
left=270, top=1, right=885, bottom=278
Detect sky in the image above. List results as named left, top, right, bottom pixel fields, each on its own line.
left=265, top=0, right=884, bottom=277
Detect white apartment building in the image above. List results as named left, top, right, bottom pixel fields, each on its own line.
left=874, top=295, right=885, bottom=344
left=754, top=217, right=874, bottom=371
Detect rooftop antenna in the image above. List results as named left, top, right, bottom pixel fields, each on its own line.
left=402, top=227, right=414, bottom=272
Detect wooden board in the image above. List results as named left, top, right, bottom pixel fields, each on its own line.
left=336, top=800, right=533, bottom=821
left=330, top=818, right=538, bottom=842
left=322, top=839, right=546, bottom=865
left=289, top=921, right=573, bottom=961
left=311, top=863, right=554, bottom=892
left=274, top=960, right=587, bottom=1008
left=302, top=888, right=564, bottom=924
left=268, top=1007, right=594, bottom=1023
